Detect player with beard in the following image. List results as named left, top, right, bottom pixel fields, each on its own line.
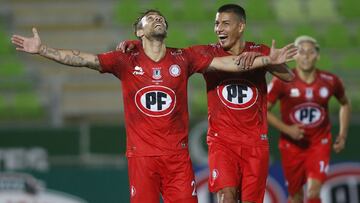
left=11, top=9, right=296, bottom=203
left=267, top=36, right=351, bottom=203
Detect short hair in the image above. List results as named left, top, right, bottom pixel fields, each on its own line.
left=217, top=4, right=246, bottom=23
left=295, top=35, right=320, bottom=52
left=133, top=9, right=168, bottom=38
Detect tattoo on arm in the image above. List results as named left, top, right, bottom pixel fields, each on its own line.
left=39, top=45, right=100, bottom=70
left=262, top=57, right=270, bottom=66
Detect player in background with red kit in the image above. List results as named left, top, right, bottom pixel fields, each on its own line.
left=11, top=9, right=296, bottom=203
left=267, top=35, right=351, bottom=203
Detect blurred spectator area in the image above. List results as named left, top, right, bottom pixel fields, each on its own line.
left=0, top=0, right=359, bottom=125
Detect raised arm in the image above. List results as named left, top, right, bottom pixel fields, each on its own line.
left=207, top=40, right=297, bottom=74
left=11, top=28, right=101, bottom=71
left=268, top=40, right=296, bottom=82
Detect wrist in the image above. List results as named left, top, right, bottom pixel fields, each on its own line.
left=39, top=44, right=46, bottom=55
left=261, top=56, right=271, bottom=66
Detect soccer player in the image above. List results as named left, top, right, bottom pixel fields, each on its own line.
left=117, top=4, right=297, bottom=203
left=267, top=35, right=351, bottom=203
left=11, top=10, right=295, bottom=203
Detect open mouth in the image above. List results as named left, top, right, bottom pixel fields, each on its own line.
left=154, top=24, right=164, bottom=29
left=218, top=35, right=228, bottom=43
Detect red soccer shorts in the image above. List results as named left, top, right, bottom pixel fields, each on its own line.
left=208, top=141, right=269, bottom=203
left=279, top=140, right=331, bottom=196
left=127, top=152, right=198, bottom=203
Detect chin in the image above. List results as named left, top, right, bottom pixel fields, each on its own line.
left=219, top=43, right=231, bottom=50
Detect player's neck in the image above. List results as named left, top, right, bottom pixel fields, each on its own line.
left=142, top=39, right=166, bottom=62
left=296, top=67, right=316, bottom=84
left=227, top=39, right=245, bottom=55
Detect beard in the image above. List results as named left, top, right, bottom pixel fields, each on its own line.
left=151, top=29, right=167, bottom=40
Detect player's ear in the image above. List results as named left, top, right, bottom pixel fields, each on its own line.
left=239, top=22, right=245, bottom=33
left=136, top=29, right=144, bottom=38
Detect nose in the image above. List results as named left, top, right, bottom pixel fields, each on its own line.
left=155, top=16, right=162, bottom=22
left=215, top=24, right=223, bottom=33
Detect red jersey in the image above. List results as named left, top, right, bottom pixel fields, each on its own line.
left=98, top=46, right=213, bottom=157
left=192, top=42, right=270, bottom=147
left=268, top=69, right=345, bottom=147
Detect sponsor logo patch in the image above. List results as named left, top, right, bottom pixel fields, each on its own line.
left=135, top=85, right=176, bottom=117
left=290, top=102, right=325, bottom=127
left=217, top=79, right=258, bottom=110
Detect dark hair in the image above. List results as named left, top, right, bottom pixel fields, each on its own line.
left=133, top=9, right=168, bottom=38
left=217, top=4, right=246, bottom=23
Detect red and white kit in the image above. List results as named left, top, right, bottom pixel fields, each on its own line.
left=192, top=42, right=271, bottom=203
left=98, top=46, right=213, bottom=203
left=268, top=69, right=345, bottom=195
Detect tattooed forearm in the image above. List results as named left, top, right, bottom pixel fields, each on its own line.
left=38, top=45, right=100, bottom=70
left=261, top=57, right=270, bottom=66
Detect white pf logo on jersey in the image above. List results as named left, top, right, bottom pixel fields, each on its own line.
left=217, top=79, right=258, bottom=110
left=135, top=85, right=176, bottom=117
left=290, top=103, right=325, bottom=127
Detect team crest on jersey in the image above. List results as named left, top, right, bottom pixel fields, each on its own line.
left=152, top=68, right=162, bottom=80
left=169, top=64, right=181, bottom=77
left=305, top=88, right=313, bottom=100
left=217, top=79, right=258, bottom=110
left=290, top=88, right=300, bottom=97
left=135, top=85, right=176, bottom=117
left=319, top=87, right=329, bottom=98
left=290, top=102, right=325, bottom=127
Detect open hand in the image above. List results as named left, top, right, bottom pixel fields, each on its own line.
left=116, top=40, right=139, bottom=53
left=11, top=27, right=42, bottom=54
left=234, top=52, right=262, bottom=70
left=269, top=40, right=298, bottom=65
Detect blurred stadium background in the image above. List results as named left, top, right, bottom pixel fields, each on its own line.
left=0, top=0, right=359, bottom=202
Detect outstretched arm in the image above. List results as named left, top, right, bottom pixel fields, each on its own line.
left=207, top=40, right=297, bottom=74
left=11, top=28, right=101, bottom=71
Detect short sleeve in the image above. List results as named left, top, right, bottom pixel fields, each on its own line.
left=333, top=75, right=345, bottom=100
left=184, top=45, right=214, bottom=75
left=259, top=44, right=270, bottom=56
left=267, top=77, right=283, bottom=104
left=246, top=42, right=270, bottom=56
left=97, top=51, right=126, bottom=78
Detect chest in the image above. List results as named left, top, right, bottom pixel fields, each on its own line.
left=283, top=80, right=334, bottom=105
left=122, top=54, right=189, bottom=89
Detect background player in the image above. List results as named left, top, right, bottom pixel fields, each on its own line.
left=267, top=35, right=351, bottom=203
left=11, top=9, right=295, bottom=203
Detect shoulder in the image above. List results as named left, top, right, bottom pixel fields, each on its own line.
left=318, top=69, right=341, bottom=82
left=185, top=44, right=219, bottom=53
left=245, top=41, right=270, bottom=55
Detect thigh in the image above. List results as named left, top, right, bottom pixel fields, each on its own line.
left=128, top=157, right=161, bottom=203
left=306, top=143, right=331, bottom=183
left=280, top=147, right=306, bottom=196
left=161, top=153, right=198, bottom=203
left=240, top=146, right=269, bottom=203
left=208, top=142, right=240, bottom=193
